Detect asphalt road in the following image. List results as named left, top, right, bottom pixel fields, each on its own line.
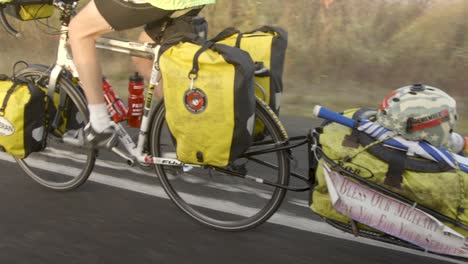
left=0, top=115, right=464, bottom=264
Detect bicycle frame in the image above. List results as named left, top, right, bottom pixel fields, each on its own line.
left=55, top=26, right=314, bottom=191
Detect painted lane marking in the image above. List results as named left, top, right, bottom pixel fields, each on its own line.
left=0, top=152, right=464, bottom=264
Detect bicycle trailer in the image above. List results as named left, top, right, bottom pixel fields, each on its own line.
left=310, top=108, right=468, bottom=258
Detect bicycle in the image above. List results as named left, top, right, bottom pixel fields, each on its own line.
left=0, top=0, right=312, bottom=232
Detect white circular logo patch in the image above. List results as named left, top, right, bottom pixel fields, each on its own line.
left=0, top=116, right=14, bottom=136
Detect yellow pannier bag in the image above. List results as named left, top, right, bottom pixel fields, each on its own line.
left=0, top=75, right=47, bottom=158
left=212, top=26, right=288, bottom=115
left=212, top=26, right=287, bottom=139
left=6, top=1, right=54, bottom=21
left=311, top=108, right=468, bottom=236
left=159, top=35, right=256, bottom=166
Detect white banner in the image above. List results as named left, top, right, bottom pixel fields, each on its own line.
left=322, top=163, right=468, bottom=258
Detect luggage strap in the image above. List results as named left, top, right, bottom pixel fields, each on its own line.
left=0, top=81, right=19, bottom=117
left=189, top=40, right=215, bottom=80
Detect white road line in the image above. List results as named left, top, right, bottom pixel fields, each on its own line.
left=0, top=152, right=465, bottom=263
left=21, top=148, right=156, bottom=177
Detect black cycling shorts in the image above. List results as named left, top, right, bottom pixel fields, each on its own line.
left=94, top=0, right=203, bottom=41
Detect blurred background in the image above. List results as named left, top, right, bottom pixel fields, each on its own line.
left=1, top=0, right=467, bottom=130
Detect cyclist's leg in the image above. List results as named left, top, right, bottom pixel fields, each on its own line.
left=68, top=0, right=173, bottom=142
left=133, top=32, right=155, bottom=81
left=69, top=0, right=172, bottom=104
left=68, top=0, right=115, bottom=142
left=132, top=32, right=164, bottom=98
left=68, top=0, right=111, bottom=106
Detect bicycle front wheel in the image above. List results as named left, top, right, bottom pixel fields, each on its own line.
left=14, top=65, right=96, bottom=191
left=150, top=99, right=290, bottom=231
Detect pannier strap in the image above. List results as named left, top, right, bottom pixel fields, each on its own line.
left=234, top=33, right=243, bottom=48
left=210, top=27, right=240, bottom=42
left=189, top=40, right=215, bottom=79
left=0, top=82, right=18, bottom=116
left=209, top=27, right=244, bottom=48
left=384, top=154, right=406, bottom=189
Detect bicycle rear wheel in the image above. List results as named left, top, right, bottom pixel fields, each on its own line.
left=13, top=65, right=96, bottom=191
left=150, top=99, right=290, bottom=231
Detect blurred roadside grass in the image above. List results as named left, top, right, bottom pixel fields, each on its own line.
left=280, top=79, right=468, bottom=133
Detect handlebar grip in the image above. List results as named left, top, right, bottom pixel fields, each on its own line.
left=313, top=105, right=356, bottom=128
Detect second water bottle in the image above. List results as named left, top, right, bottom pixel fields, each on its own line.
left=127, top=72, right=145, bottom=128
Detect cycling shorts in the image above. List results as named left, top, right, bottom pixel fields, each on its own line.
left=94, top=0, right=203, bottom=41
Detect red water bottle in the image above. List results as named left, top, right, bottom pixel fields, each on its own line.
left=102, top=77, right=128, bottom=123
left=127, top=72, right=145, bottom=128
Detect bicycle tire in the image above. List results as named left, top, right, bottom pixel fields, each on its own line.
left=150, top=99, right=290, bottom=231
left=13, top=65, right=96, bottom=191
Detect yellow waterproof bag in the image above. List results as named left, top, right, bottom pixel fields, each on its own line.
left=212, top=26, right=288, bottom=115
left=212, top=27, right=287, bottom=140
left=0, top=75, right=47, bottom=158
left=5, top=1, right=54, bottom=21
left=159, top=35, right=256, bottom=166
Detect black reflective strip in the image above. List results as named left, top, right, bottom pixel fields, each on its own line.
left=215, top=44, right=256, bottom=163
left=210, top=27, right=239, bottom=42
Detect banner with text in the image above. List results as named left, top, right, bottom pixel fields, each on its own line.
left=323, top=163, right=468, bottom=258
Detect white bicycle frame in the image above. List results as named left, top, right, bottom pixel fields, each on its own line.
left=47, top=20, right=193, bottom=168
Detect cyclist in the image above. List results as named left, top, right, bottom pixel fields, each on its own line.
left=68, top=0, right=215, bottom=146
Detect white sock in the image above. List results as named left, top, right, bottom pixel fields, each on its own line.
left=88, top=103, right=111, bottom=133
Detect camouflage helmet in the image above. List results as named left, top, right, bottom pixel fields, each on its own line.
left=376, top=84, right=457, bottom=148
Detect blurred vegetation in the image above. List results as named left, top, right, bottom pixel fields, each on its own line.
left=1, top=0, right=467, bottom=130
